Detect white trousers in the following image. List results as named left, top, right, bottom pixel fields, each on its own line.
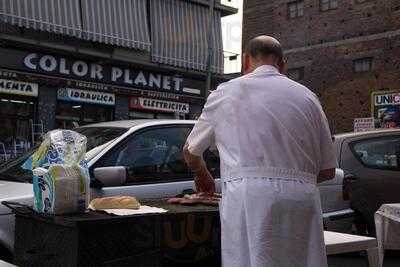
left=220, top=178, right=328, bottom=267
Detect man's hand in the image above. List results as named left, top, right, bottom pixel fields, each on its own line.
left=183, top=143, right=215, bottom=194
left=195, top=170, right=215, bottom=195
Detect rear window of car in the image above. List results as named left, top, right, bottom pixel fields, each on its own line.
left=350, top=135, right=400, bottom=171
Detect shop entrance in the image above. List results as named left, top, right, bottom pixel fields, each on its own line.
left=56, top=101, right=114, bottom=129
left=0, top=94, right=37, bottom=157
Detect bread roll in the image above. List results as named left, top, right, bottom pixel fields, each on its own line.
left=90, top=196, right=140, bottom=210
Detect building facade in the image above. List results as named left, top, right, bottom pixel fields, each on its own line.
left=0, top=0, right=236, bottom=152
left=243, top=0, right=400, bottom=133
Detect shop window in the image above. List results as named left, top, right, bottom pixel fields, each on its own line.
left=287, top=67, right=305, bottom=81
left=288, top=1, right=304, bottom=18
left=129, top=110, right=182, bottom=120
left=320, top=0, right=338, bottom=11
left=229, top=55, right=238, bottom=61
left=0, top=95, right=36, bottom=155
left=350, top=136, right=400, bottom=171
left=156, top=113, right=176, bottom=119
left=354, top=58, right=373, bottom=73
left=56, top=102, right=114, bottom=129
left=129, top=111, right=156, bottom=119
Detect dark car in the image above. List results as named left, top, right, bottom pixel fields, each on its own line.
left=334, top=129, right=400, bottom=236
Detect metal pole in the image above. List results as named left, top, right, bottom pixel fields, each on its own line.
left=205, top=0, right=215, bottom=99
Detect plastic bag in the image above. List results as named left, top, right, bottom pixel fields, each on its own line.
left=23, top=130, right=87, bottom=170
left=23, top=130, right=90, bottom=214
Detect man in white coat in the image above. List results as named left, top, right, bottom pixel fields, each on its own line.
left=183, top=36, right=337, bottom=267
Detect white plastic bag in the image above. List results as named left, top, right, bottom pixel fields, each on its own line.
left=24, top=130, right=90, bottom=214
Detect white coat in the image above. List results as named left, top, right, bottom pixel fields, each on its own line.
left=186, top=65, right=337, bottom=267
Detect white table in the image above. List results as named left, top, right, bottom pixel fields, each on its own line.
left=324, top=231, right=380, bottom=267
left=375, top=203, right=400, bottom=266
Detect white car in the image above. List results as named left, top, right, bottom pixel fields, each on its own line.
left=0, top=120, right=353, bottom=261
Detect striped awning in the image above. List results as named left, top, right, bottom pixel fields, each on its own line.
left=150, top=0, right=224, bottom=74
left=0, top=0, right=151, bottom=51
left=0, top=0, right=82, bottom=37
left=81, top=0, right=150, bottom=51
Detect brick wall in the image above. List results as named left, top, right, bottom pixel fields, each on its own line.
left=243, top=0, right=400, bottom=50
left=243, top=0, right=400, bottom=133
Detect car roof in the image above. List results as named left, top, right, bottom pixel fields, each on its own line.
left=77, top=119, right=197, bottom=129
left=334, top=128, right=400, bottom=140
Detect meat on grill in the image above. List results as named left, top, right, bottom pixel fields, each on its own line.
left=167, top=192, right=221, bottom=206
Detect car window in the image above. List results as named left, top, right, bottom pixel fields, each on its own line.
left=74, top=127, right=127, bottom=151
left=99, top=126, right=193, bottom=184
left=350, top=135, right=400, bottom=171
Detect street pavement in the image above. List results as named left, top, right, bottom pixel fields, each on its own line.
left=328, top=251, right=400, bottom=267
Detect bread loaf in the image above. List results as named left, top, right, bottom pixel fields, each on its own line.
left=90, top=196, right=140, bottom=210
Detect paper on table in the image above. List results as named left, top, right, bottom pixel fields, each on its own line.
left=89, top=205, right=168, bottom=216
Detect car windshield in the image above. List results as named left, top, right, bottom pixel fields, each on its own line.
left=0, top=127, right=127, bottom=183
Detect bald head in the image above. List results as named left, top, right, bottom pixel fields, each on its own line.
left=243, top=36, right=284, bottom=74
left=245, top=36, right=283, bottom=62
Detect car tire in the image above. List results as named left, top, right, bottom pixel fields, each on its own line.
left=0, top=244, right=12, bottom=263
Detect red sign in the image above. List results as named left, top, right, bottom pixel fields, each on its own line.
left=130, top=97, right=189, bottom=114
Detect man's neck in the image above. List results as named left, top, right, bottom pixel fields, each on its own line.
left=252, top=62, right=278, bottom=72
left=252, top=63, right=278, bottom=72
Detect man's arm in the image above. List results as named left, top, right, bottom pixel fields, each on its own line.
left=183, top=90, right=222, bottom=193
left=317, top=168, right=335, bottom=184
left=183, top=143, right=215, bottom=194
left=314, top=97, right=337, bottom=184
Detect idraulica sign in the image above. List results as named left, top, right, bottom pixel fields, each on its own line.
left=58, top=88, right=115, bottom=106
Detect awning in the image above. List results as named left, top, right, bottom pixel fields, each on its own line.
left=81, top=0, right=151, bottom=51
left=0, top=0, right=151, bottom=51
left=0, top=0, right=83, bottom=37
left=150, top=0, right=224, bottom=74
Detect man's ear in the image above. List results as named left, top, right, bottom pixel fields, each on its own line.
left=278, top=59, right=287, bottom=75
left=243, top=53, right=250, bottom=74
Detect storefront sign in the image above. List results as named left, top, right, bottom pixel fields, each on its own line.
left=0, top=79, right=38, bottom=97
left=0, top=70, right=18, bottom=79
left=58, top=88, right=115, bottom=106
left=130, top=97, right=189, bottom=114
left=374, top=92, right=400, bottom=106
left=19, top=52, right=200, bottom=95
left=354, top=117, right=375, bottom=132
left=72, top=81, right=111, bottom=91
left=372, top=91, right=400, bottom=128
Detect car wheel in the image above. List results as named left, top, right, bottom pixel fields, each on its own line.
left=0, top=244, right=12, bottom=263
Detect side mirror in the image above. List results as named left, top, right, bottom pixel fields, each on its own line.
left=93, top=166, right=127, bottom=187
left=335, top=168, right=344, bottom=181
